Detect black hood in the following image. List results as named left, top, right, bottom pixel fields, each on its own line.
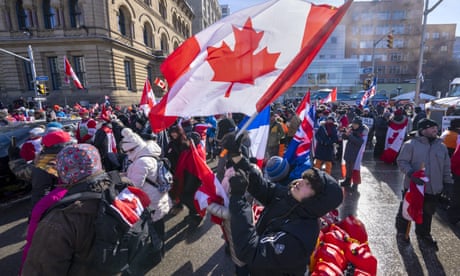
left=299, top=170, right=343, bottom=218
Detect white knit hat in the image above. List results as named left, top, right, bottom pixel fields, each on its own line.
left=29, top=127, right=45, bottom=137
left=121, top=128, right=146, bottom=152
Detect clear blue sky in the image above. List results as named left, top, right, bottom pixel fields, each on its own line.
left=221, top=0, right=460, bottom=36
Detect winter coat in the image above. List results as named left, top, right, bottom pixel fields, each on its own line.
left=397, top=134, right=453, bottom=195
left=451, top=143, right=460, bottom=176
left=343, top=125, right=368, bottom=163
left=22, top=175, right=110, bottom=276
left=314, top=122, right=339, bottom=161
left=126, top=141, right=172, bottom=222
left=230, top=159, right=343, bottom=276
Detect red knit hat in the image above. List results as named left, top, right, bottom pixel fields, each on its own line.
left=42, top=130, right=71, bottom=147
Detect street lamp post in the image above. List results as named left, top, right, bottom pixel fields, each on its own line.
left=414, top=0, right=444, bottom=106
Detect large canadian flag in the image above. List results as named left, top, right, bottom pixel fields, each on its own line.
left=139, top=78, right=156, bottom=116
left=64, top=56, right=84, bottom=89
left=381, top=118, right=408, bottom=164
left=149, top=0, right=352, bottom=132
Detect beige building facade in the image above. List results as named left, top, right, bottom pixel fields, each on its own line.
left=0, top=0, right=193, bottom=108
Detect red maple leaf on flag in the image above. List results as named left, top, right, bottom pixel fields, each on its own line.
left=206, top=18, right=280, bottom=97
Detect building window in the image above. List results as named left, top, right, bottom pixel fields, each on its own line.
left=432, top=32, right=440, bottom=40
left=73, top=56, right=86, bottom=87
left=48, top=57, right=61, bottom=90
left=143, top=23, right=153, bottom=47
left=147, top=65, right=153, bottom=84
left=124, top=60, right=133, bottom=91
left=173, top=41, right=179, bottom=50
left=160, top=33, right=169, bottom=54
left=118, top=8, right=128, bottom=36
left=392, top=10, right=405, bottom=20
left=16, top=1, right=31, bottom=30
left=390, top=53, right=402, bottom=62
left=159, top=0, right=167, bottom=20
left=376, top=65, right=385, bottom=75
left=388, top=65, right=401, bottom=74
left=69, top=0, right=82, bottom=28
left=43, top=0, right=57, bottom=29
left=330, top=37, right=337, bottom=44
left=144, top=0, right=151, bottom=6
left=440, top=45, right=448, bottom=52
left=23, top=61, right=33, bottom=91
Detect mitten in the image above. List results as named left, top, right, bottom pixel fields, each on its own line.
left=229, top=169, right=249, bottom=196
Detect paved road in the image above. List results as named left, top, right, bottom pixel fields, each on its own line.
left=1, top=150, right=459, bottom=275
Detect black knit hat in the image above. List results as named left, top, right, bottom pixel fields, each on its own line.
left=418, top=118, right=438, bottom=130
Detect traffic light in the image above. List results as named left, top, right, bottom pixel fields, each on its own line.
left=36, top=84, right=48, bottom=95
left=363, top=78, right=372, bottom=90
left=387, top=33, right=394, bottom=49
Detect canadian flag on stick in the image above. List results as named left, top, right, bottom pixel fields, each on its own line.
left=139, top=78, right=156, bottom=116
left=154, top=77, right=167, bottom=91
left=64, top=56, right=84, bottom=89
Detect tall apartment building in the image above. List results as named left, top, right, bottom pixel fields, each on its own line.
left=423, top=24, right=456, bottom=73
left=187, top=0, right=221, bottom=35
left=343, top=0, right=423, bottom=85
left=0, top=0, right=193, bottom=107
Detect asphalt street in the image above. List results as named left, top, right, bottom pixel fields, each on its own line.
left=1, top=149, right=459, bottom=275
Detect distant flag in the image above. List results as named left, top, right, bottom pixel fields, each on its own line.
left=148, top=0, right=352, bottom=132
left=360, top=77, right=377, bottom=106
left=284, top=90, right=314, bottom=166
left=319, top=87, right=337, bottom=104
left=296, top=88, right=311, bottom=116
left=64, top=56, right=84, bottom=89
left=139, top=78, right=156, bottom=116
left=402, top=167, right=427, bottom=224
left=154, top=77, right=168, bottom=91
left=238, top=106, right=271, bottom=168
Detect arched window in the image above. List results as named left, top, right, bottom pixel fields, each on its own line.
left=118, top=8, right=127, bottom=35
left=159, top=0, right=167, bottom=20
left=172, top=13, right=177, bottom=29
left=143, top=23, right=153, bottom=48
left=173, top=41, right=179, bottom=50
left=16, top=0, right=31, bottom=30
left=43, top=0, right=57, bottom=29
left=160, top=33, right=169, bottom=54
left=69, top=0, right=82, bottom=28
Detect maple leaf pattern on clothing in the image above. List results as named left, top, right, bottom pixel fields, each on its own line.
left=206, top=18, right=280, bottom=97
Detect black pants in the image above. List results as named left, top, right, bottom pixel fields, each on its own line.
left=395, top=190, right=440, bottom=236
left=181, top=171, right=201, bottom=216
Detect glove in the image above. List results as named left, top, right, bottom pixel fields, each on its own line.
left=408, top=172, right=425, bottom=186
left=221, top=132, right=244, bottom=157
left=229, top=169, right=249, bottom=196
left=8, top=145, right=21, bottom=161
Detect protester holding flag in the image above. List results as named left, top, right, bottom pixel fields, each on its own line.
left=395, top=118, right=453, bottom=248
left=225, top=135, right=343, bottom=275
left=340, top=117, right=368, bottom=188
left=314, top=115, right=339, bottom=176
left=380, top=109, right=408, bottom=164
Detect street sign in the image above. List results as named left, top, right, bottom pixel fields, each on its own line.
left=36, top=76, right=48, bottom=81
left=362, top=67, right=372, bottom=74
left=33, top=97, right=47, bottom=101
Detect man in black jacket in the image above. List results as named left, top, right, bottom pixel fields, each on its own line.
left=224, top=133, right=343, bottom=275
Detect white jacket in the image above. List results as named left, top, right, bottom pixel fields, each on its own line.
left=126, top=141, right=172, bottom=221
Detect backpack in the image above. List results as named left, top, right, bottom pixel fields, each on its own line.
left=144, top=156, right=174, bottom=193
left=45, top=172, right=162, bottom=274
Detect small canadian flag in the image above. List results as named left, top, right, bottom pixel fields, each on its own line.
left=139, top=78, right=156, bottom=116
left=154, top=77, right=167, bottom=91
left=64, top=56, right=84, bottom=89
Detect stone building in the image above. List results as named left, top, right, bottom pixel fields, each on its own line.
left=186, top=0, right=221, bottom=35
left=0, top=0, right=193, bottom=108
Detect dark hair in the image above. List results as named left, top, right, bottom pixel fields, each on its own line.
left=301, top=168, right=324, bottom=195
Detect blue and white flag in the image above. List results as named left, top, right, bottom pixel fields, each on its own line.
left=238, top=106, right=270, bottom=168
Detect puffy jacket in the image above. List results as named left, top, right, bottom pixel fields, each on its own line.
left=314, top=122, right=339, bottom=161
left=126, top=141, right=172, bottom=222
left=397, top=134, right=453, bottom=195
left=230, top=159, right=343, bottom=276
left=343, top=125, right=369, bottom=163
left=22, top=175, right=110, bottom=276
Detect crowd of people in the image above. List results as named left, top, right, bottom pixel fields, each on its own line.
left=3, top=96, right=460, bottom=275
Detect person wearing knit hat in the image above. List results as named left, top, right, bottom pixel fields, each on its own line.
left=19, top=127, right=46, bottom=162
left=121, top=127, right=172, bottom=244
left=314, top=115, right=339, bottom=176
left=265, top=156, right=290, bottom=185
left=395, top=115, right=452, bottom=248
left=22, top=143, right=129, bottom=275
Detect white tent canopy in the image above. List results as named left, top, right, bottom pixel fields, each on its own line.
left=391, top=91, right=437, bottom=101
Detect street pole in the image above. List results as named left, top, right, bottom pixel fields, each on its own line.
left=27, top=45, right=42, bottom=110
left=414, top=0, right=444, bottom=106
